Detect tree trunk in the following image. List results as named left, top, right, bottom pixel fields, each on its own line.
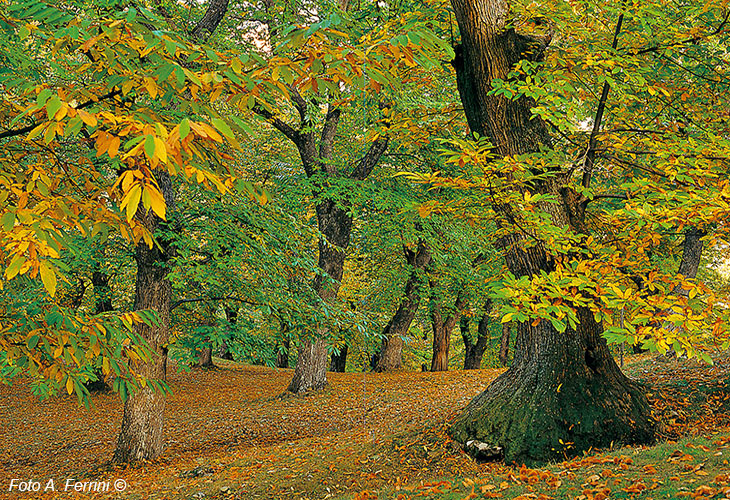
left=112, top=174, right=174, bottom=463
left=219, top=306, right=237, bottom=360
left=376, top=240, right=432, bottom=372
left=197, top=347, right=213, bottom=367
left=675, top=226, right=705, bottom=292
left=113, top=3, right=229, bottom=463
left=278, top=103, right=387, bottom=393
left=277, top=337, right=290, bottom=368
left=287, top=337, right=329, bottom=392
left=448, top=0, right=655, bottom=464
left=463, top=301, right=492, bottom=369
left=430, top=287, right=467, bottom=372
left=85, top=270, right=114, bottom=392
left=498, top=323, right=510, bottom=366
left=329, top=344, right=348, bottom=372
left=92, top=271, right=113, bottom=313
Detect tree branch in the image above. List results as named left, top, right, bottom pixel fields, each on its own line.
left=350, top=137, right=389, bottom=180
left=581, top=10, right=625, bottom=190
left=0, top=89, right=122, bottom=140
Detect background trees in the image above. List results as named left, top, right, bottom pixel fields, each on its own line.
left=1, top=0, right=729, bottom=466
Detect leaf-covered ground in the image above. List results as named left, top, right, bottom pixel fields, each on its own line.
left=0, top=353, right=728, bottom=499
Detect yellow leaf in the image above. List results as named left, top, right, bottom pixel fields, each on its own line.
left=66, top=376, right=74, bottom=395
left=122, top=183, right=142, bottom=222
left=77, top=109, right=97, bottom=127
left=153, top=137, right=167, bottom=163
left=147, top=185, right=166, bottom=220
left=107, top=136, right=120, bottom=158
left=39, top=261, right=57, bottom=297
left=501, top=312, right=514, bottom=323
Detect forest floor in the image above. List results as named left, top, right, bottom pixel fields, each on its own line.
left=0, top=353, right=729, bottom=500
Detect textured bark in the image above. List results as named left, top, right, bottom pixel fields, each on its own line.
left=498, top=323, right=510, bottom=366
left=276, top=331, right=290, bottom=368
left=463, top=301, right=492, bottom=370
left=114, top=2, right=229, bottom=463
left=376, top=240, right=432, bottom=372
left=271, top=99, right=388, bottom=393
left=191, top=0, right=229, bottom=40
left=197, top=347, right=213, bottom=367
left=430, top=286, right=468, bottom=372
left=329, top=344, right=348, bottom=372
left=448, top=0, right=655, bottom=463
left=675, top=227, right=705, bottom=291
left=112, top=173, right=174, bottom=463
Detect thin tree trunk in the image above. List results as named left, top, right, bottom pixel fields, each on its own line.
left=218, top=306, right=237, bottom=360
left=448, top=0, right=655, bottom=464
left=277, top=339, right=290, bottom=368
left=92, top=271, right=113, bottom=313
left=329, top=344, right=348, bottom=372
left=430, top=288, right=468, bottom=372
left=376, top=240, right=432, bottom=372
left=86, top=270, right=114, bottom=392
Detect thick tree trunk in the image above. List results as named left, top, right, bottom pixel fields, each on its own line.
left=112, top=174, right=174, bottom=463
left=463, top=301, right=492, bottom=369
left=329, top=344, right=348, bottom=372
left=448, top=0, right=655, bottom=463
left=498, top=323, right=510, bottom=366
left=197, top=347, right=213, bottom=367
left=376, top=240, right=432, bottom=372
left=287, top=337, right=329, bottom=392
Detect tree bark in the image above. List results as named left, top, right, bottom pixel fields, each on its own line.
left=113, top=1, right=229, bottom=463
left=375, top=240, right=432, bottom=372
left=430, top=290, right=467, bottom=372
left=270, top=100, right=387, bottom=393
left=463, top=301, right=492, bottom=370
left=674, top=226, right=705, bottom=292
left=448, top=0, right=655, bottom=464
left=498, top=323, right=510, bottom=366
left=329, top=344, right=348, bottom=372
left=197, top=346, right=213, bottom=367
left=112, top=173, right=174, bottom=463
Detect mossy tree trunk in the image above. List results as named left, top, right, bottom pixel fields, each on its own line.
left=448, top=0, right=655, bottom=464
left=376, top=239, right=432, bottom=372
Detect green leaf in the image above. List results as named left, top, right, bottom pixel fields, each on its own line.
left=144, top=135, right=155, bottom=160
left=1, top=212, right=15, bottom=231
left=211, top=118, right=234, bottom=139
left=180, top=118, right=190, bottom=139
